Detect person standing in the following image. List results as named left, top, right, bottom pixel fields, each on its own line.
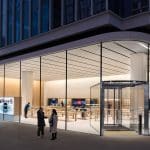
left=49, top=109, right=58, bottom=140
left=37, top=107, right=45, bottom=138
left=24, top=102, right=30, bottom=118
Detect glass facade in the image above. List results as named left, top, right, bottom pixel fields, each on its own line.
left=14, top=0, right=21, bottom=43
left=31, top=0, right=39, bottom=36
left=1, top=0, right=7, bottom=47
left=132, top=0, right=149, bottom=15
left=7, top=0, right=13, bottom=45
left=108, top=0, right=123, bottom=17
left=41, top=0, right=49, bottom=33
left=0, top=40, right=149, bottom=136
left=0, top=0, right=149, bottom=48
left=93, top=0, right=106, bottom=14
left=78, top=0, right=91, bottom=19
left=51, top=0, right=61, bottom=29
left=64, top=0, right=75, bottom=25
left=22, top=0, right=30, bottom=40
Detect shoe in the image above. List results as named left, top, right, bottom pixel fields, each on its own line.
left=54, top=132, right=57, bottom=139
left=51, top=133, right=55, bottom=140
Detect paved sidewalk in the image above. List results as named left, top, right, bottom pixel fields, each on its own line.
left=0, top=122, right=150, bottom=150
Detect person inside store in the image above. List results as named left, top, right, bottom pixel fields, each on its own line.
left=49, top=109, right=58, bottom=140
left=60, top=100, right=64, bottom=107
left=24, top=102, right=30, bottom=118
left=37, top=107, right=46, bottom=138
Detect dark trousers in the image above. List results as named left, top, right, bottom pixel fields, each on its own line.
left=51, top=132, right=57, bottom=140
left=24, top=111, right=28, bottom=118
left=37, top=126, right=44, bottom=136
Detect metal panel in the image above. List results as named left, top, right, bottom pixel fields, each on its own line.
left=0, top=0, right=1, bottom=46
left=144, top=84, right=149, bottom=135
left=100, top=42, right=104, bottom=136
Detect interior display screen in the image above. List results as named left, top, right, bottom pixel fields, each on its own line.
left=0, top=97, right=14, bottom=115
left=47, top=98, right=58, bottom=106
left=72, top=98, right=86, bottom=107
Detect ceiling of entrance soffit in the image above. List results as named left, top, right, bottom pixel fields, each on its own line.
left=0, top=41, right=148, bottom=81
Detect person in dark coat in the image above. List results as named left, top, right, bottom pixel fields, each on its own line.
left=37, top=107, right=45, bottom=138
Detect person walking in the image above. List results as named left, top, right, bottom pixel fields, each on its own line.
left=24, top=102, right=30, bottom=118
left=49, top=109, right=58, bottom=140
left=37, top=107, right=45, bottom=138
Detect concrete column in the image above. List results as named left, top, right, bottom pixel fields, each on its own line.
left=22, top=71, right=33, bottom=115
left=130, top=53, right=147, bottom=81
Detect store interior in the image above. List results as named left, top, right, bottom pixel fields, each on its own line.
left=0, top=40, right=149, bottom=135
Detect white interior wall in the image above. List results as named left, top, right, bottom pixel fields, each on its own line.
left=44, top=77, right=99, bottom=105
left=44, top=74, right=130, bottom=105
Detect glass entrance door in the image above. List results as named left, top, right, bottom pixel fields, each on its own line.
left=90, top=80, right=149, bottom=136
left=104, top=88, right=122, bottom=126
left=104, top=88, right=130, bottom=130
left=101, top=80, right=148, bottom=136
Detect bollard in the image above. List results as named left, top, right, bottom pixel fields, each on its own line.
left=138, top=114, right=142, bottom=135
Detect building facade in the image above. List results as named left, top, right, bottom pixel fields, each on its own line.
left=0, top=0, right=150, bottom=136
left=0, top=0, right=149, bottom=49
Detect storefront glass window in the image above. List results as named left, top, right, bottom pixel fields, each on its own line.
left=67, top=44, right=100, bottom=134
left=41, top=52, right=66, bottom=130
left=21, top=57, right=40, bottom=122
left=5, top=62, right=20, bottom=122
